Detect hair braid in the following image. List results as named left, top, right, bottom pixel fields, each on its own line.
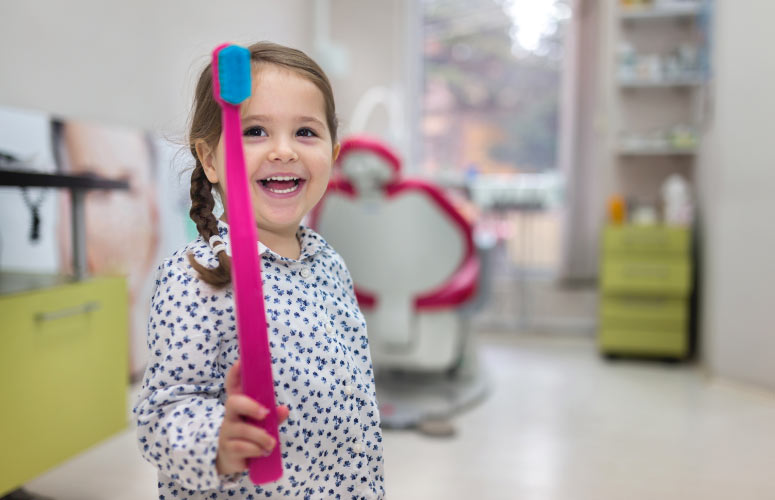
left=187, top=158, right=232, bottom=287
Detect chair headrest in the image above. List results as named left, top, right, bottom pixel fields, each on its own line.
left=336, top=135, right=402, bottom=193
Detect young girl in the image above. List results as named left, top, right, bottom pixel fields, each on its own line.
left=134, top=41, right=385, bottom=499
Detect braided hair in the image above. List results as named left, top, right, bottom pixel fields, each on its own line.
left=187, top=155, right=231, bottom=287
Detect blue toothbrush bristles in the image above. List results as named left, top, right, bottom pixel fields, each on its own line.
left=218, top=45, right=252, bottom=105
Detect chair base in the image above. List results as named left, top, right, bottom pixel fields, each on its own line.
left=374, top=352, right=490, bottom=431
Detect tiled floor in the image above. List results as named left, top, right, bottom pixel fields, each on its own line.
left=20, top=333, right=775, bottom=500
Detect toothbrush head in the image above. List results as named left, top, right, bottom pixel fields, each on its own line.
left=212, top=43, right=252, bottom=105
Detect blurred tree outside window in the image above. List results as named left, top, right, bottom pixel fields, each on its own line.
left=423, top=0, right=570, bottom=176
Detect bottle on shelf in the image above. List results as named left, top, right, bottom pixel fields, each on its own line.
left=608, top=194, right=628, bottom=224
left=661, top=173, right=694, bottom=226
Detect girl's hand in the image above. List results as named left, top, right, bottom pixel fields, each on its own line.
left=216, top=359, right=290, bottom=476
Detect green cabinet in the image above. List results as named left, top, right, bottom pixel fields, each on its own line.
left=0, top=275, right=129, bottom=495
left=598, top=225, right=692, bottom=358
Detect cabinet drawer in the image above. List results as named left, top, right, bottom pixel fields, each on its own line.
left=599, top=325, right=688, bottom=357
left=601, top=257, right=691, bottom=296
left=0, top=277, right=128, bottom=495
left=600, top=315, right=686, bottom=340
left=603, top=225, right=690, bottom=255
left=601, top=296, right=687, bottom=324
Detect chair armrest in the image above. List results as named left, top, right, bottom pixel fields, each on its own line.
left=416, top=254, right=479, bottom=310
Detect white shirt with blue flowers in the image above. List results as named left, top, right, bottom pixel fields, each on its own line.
left=134, top=220, right=385, bottom=499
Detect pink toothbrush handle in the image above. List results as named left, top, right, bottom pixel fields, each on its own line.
left=221, top=103, right=283, bottom=483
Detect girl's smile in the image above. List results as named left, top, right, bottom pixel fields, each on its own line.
left=258, top=174, right=306, bottom=196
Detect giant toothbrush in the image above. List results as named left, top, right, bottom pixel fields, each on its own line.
left=211, top=43, right=282, bottom=484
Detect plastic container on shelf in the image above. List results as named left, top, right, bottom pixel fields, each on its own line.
left=669, top=125, right=698, bottom=149
left=618, top=42, right=638, bottom=80
left=661, top=173, right=694, bottom=226
left=631, top=204, right=659, bottom=225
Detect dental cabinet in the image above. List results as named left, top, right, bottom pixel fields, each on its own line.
left=598, top=224, right=693, bottom=358
left=0, top=169, right=130, bottom=496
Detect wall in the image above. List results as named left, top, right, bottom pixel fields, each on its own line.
left=698, top=1, right=775, bottom=390
left=559, top=0, right=608, bottom=282
left=329, top=0, right=417, bottom=168
left=0, top=0, right=313, bottom=134
left=0, top=0, right=419, bottom=165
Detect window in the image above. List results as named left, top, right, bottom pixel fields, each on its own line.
left=421, top=0, right=573, bottom=328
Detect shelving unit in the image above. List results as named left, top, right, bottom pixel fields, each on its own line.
left=607, top=0, right=710, bottom=202
left=597, top=1, right=710, bottom=359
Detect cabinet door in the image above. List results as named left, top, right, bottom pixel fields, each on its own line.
left=0, top=277, right=128, bottom=495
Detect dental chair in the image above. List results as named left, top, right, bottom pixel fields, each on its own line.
left=310, top=136, right=489, bottom=430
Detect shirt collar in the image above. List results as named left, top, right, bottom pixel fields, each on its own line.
left=215, top=220, right=326, bottom=261
left=296, top=225, right=328, bottom=260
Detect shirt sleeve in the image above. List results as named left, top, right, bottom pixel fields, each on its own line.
left=133, top=258, right=231, bottom=492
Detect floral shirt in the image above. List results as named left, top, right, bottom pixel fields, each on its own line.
left=134, top=221, right=384, bottom=499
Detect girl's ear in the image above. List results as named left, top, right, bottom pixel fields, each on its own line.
left=332, top=142, right=341, bottom=164
left=195, top=139, right=220, bottom=184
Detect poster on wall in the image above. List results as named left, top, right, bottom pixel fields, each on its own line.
left=0, top=106, right=192, bottom=378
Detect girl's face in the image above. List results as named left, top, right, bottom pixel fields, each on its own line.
left=198, top=64, right=339, bottom=241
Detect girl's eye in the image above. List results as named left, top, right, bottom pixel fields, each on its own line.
left=243, top=126, right=267, bottom=137
left=297, top=128, right=317, bottom=138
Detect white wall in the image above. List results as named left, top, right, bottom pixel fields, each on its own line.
left=329, top=0, right=417, bottom=168
left=698, top=1, right=775, bottom=391
left=0, top=1, right=418, bottom=161
left=0, top=0, right=314, bottom=134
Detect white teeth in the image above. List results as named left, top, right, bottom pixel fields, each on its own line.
left=267, top=186, right=298, bottom=194
left=260, top=175, right=301, bottom=194
left=264, top=176, right=299, bottom=182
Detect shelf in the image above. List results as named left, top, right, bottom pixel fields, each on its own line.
left=0, top=169, right=129, bottom=190
left=619, top=3, right=703, bottom=20
left=619, top=77, right=704, bottom=88
left=618, top=146, right=697, bottom=156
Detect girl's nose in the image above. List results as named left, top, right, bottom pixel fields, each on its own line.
left=269, top=139, right=299, bottom=163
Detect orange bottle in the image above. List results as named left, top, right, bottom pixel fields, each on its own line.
left=608, top=195, right=627, bottom=224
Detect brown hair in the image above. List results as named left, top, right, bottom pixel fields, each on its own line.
left=187, top=41, right=338, bottom=287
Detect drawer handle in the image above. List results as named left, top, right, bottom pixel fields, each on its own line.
left=35, top=301, right=101, bottom=322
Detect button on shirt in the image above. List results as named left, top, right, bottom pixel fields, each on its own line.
left=134, top=221, right=385, bottom=499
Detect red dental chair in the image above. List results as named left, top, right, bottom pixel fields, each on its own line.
left=310, top=136, right=488, bottom=429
